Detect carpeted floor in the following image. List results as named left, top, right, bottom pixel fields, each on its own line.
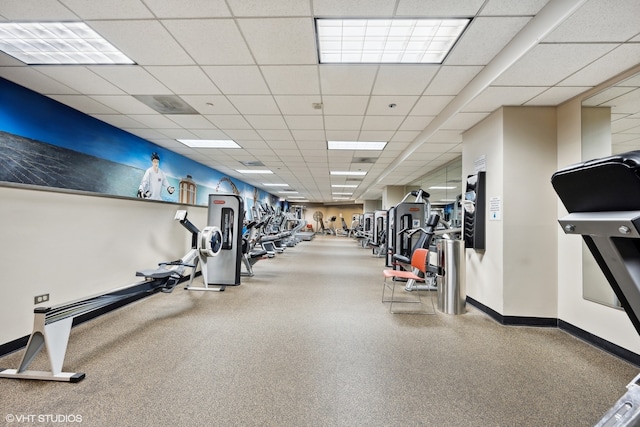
left=1, top=235, right=638, bottom=426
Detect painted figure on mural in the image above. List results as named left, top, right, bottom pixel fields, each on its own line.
left=137, top=152, right=174, bottom=200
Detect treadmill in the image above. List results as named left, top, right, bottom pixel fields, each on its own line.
left=552, top=150, right=640, bottom=426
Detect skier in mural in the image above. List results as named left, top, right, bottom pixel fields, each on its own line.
left=137, top=152, right=174, bottom=200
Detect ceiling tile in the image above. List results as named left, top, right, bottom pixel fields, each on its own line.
left=89, top=66, right=171, bottom=95
left=202, top=66, right=269, bottom=94
left=493, top=43, right=617, bottom=86
left=47, top=95, right=118, bottom=114
left=91, top=114, right=151, bottom=129
left=411, top=96, right=454, bottom=115
left=324, top=116, right=364, bottom=130
left=559, top=44, right=640, bottom=87
left=424, top=66, right=483, bottom=96
left=319, top=65, right=377, bottom=95
left=322, top=96, right=370, bottom=115
left=163, top=19, right=254, bottom=65
left=545, top=0, right=640, bottom=43
left=228, top=95, right=280, bottom=114
left=359, top=130, right=395, bottom=141
left=396, top=0, right=484, bottom=16
left=463, top=87, right=548, bottom=112
left=361, top=116, right=405, bottom=131
left=313, top=0, right=397, bottom=16
left=0, top=0, right=79, bottom=20
left=258, top=129, right=294, bottom=140
left=372, top=65, right=438, bottom=95
left=35, top=66, right=124, bottom=95
left=61, top=0, right=153, bottom=19
left=128, top=114, right=181, bottom=129
left=205, top=115, right=252, bottom=129
left=245, top=115, right=288, bottom=130
left=291, top=130, right=326, bottom=140
left=227, top=0, right=311, bottom=16
left=143, top=0, right=231, bottom=18
left=399, top=116, right=434, bottom=131
left=180, top=95, right=239, bottom=114
left=525, top=87, right=591, bottom=106
left=88, top=20, right=194, bottom=66
left=446, top=17, right=531, bottom=66
left=274, top=95, right=323, bottom=115
left=166, top=114, right=216, bottom=129
left=145, top=66, right=220, bottom=95
left=89, top=95, right=156, bottom=114
left=0, top=67, right=77, bottom=95
left=224, top=129, right=262, bottom=140
left=261, top=66, right=320, bottom=95
left=284, top=116, right=324, bottom=129
left=325, top=130, right=360, bottom=140
left=367, top=96, right=418, bottom=115
left=440, top=112, right=490, bottom=130
left=238, top=18, right=317, bottom=65
left=190, top=129, right=232, bottom=139
left=480, top=0, right=550, bottom=16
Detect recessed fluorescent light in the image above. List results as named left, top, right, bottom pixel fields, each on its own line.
left=178, top=139, right=240, bottom=148
left=332, top=192, right=353, bottom=195
left=333, top=197, right=351, bottom=201
left=288, top=196, right=306, bottom=199
left=428, top=186, right=457, bottom=190
left=332, top=184, right=358, bottom=188
left=236, top=169, right=273, bottom=174
left=330, top=171, right=367, bottom=176
left=263, top=183, right=289, bottom=187
left=316, top=18, right=470, bottom=64
left=0, top=22, right=135, bottom=65
left=327, top=140, right=387, bottom=150
left=278, top=191, right=299, bottom=194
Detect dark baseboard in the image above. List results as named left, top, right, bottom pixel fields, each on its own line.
left=467, top=296, right=640, bottom=368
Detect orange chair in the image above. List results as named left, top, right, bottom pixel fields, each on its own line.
left=382, top=247, right=435, bottom=314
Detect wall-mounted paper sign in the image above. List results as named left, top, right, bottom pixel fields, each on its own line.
left=489, top=196, right=501, bottom=221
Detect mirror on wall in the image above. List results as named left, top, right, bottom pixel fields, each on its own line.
left=581, top=71, right=640, bottom=309
left=410, top=157, right=462, bottom=227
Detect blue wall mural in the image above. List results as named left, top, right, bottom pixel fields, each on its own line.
left=0, top=77, right=279, bottom=216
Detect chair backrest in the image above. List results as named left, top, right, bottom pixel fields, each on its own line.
left=411, top=248, right=428, bottom=274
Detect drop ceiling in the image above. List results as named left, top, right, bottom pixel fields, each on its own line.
left=0, top=0, right=639, bottom=203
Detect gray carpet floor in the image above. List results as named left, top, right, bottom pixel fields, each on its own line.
left=1, top=235, right=638, bottom=426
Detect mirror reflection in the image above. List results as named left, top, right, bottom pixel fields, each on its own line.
left=581, top=72, right=640, bottom=309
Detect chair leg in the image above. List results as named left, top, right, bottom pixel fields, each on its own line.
left=389, top=279, right=436, bottom=315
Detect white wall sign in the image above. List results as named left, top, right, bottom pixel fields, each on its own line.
left=474, top=155, right=486, bottom=172
left=489, top=196, right=501, bottom=221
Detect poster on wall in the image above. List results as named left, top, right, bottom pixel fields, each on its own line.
left=0, top=77, right=277, bottom=214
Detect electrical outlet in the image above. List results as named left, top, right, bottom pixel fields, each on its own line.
left=34, top=293, right=50, bottom=305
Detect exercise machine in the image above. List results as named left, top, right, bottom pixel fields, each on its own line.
left=386, top=189, right=430, bottom=268
left=195, top=193, right=243, bottom=290
left=552, top=150, right=640, bottom=426
left=0, top=210, right=223, bottom=382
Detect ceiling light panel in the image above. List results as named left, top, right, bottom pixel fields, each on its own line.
left=0, top=22, right=135, bottom=65
left=327, top=140, right=387, bottom=150
left=178, top=139, right=240, bottom=148
left=316, top=18, right=470, bottom=64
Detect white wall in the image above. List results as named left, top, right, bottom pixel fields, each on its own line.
left=502, top=107, right=558, bottom=318
left=0, top=184, right=207, bottom=346
left=462, top=109, right=504, bottom=314
left=463, top=107, right=558, bottom=319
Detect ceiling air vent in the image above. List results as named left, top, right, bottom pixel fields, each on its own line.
left=352, top=157, right=376, bottom=164
left=240, top=160, right=265, bottom=167
left=133, top=95, right=198, bottom=114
